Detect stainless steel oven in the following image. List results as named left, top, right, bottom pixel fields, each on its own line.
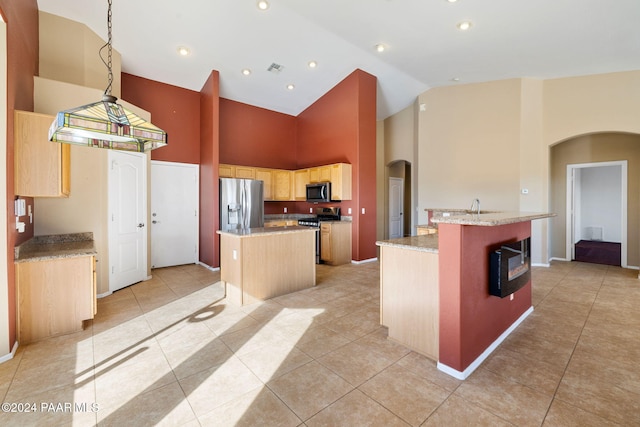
left=298, top=207, right=341, bottom=264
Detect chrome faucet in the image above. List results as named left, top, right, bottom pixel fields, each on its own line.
left=470, top=198, right=480, bottom=215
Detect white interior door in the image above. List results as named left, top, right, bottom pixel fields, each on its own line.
left=389, top=177, right=404, bottom=239
left=151, top=161, right=199, bottom=268
left=108, top=151, right=147, bottom=292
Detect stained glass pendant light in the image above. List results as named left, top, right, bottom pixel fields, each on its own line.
left=48, top=0, right=167, bottom=152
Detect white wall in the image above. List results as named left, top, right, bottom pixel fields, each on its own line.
left=580, top=165, right=622, bottom=242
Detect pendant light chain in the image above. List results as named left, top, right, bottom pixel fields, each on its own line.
left=99, top=0, right=114, bottom=97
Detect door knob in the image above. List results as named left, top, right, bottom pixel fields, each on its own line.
left=137, top=223, right=145, bottom=228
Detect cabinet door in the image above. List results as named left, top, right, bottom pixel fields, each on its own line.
left=331, top=163, right=352, bottom=201
left=255, top=168, right=273, bottom=200
left=16, top=255, right=94, bottom=344
left=319, top=166, right=332, bottom=182
left=14, top=110, right=70, bottom=197
left=320, top=223, right=332, bottom=262
left=235, top=166, right=256, bottom=179
left=294, top=169, right=310, bottom=200
left=309, top=168, right=320, bottom=183
left=219, top=164, right=235, bottom=178
left=273, top=170, right=292, bottom=200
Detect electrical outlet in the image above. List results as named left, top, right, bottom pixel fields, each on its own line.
left=361, top=208, right=366, bottom=214
left=284, top=207, right=288, bottom=213
left=309, top=208, right=313, bottom=213
left=348, top=208, right=352, bottom=215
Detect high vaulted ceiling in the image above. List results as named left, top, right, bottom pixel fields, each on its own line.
left=37, top=0, right=640, bottom=120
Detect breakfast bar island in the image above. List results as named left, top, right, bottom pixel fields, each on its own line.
left=377, top=211, right=554, bottom=379
left=218, top=226, right=317, bottom=306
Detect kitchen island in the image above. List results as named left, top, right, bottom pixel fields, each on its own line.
left=218, top=226, right=316, bottom=305
left=377, top=211, right=554, bottom=379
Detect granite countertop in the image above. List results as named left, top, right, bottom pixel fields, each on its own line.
left=15, top=232, right=97, bottom=262
left=430, top=211, right=555, bottom=226
left=376, top=234, right=439, bottom=253
left=217, top=226, right=317, bottom=237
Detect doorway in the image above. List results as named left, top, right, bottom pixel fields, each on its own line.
left=150, top=161, right=199, bottom=268
left=108, top=151, right=148, bottom=292
left=566, top=161, right=627, bottom=267
left=387, top=160, right=412, bottom=238
left=389, top=177, right=404, bottom=239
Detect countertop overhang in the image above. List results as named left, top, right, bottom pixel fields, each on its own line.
left=376, top=234, right=439, bottom=253
left=217, top=226, right=317, bottom=237
left=15, top=232, right=97, bottom=262
left=430, top=211, right=555, bottom=226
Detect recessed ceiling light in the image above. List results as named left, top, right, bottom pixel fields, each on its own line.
left=451, top=77, right=461, bottom=82
left=375, top=44, right=386, bottom=53
left=257, top=1, right=269, bottom=10
left=242, top=68, right=251, bottom=76
left=286, top=84, right=295, bottom=90
left=457, top=21, right=472, bottom=31
left=446, top=0, right=458, bottom=3
left=177, top=46, right=191, bottom=56
left=308, top=60, right=318, bottom=69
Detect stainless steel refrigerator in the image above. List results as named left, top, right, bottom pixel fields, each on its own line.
left=220, top=178, right=264, bottom=231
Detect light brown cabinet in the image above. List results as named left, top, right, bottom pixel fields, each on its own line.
left=16, top=255, right=96, bottom=344
left=235, top=166, right=256, bottom=179
left=14, top=110, right=70, bottom=197
left=219, top=164, right=235, bottom=178
left=273, top=170, right=293, bottom=200
left=218, top=162, right=352, bottom=201
left=255, top=168, right=273, bottom=200
left=294, top=169, right=310, bottom=201
left=330, top=163, right=352, bottom=201
left=309, top=165, right=331, bottom=184
left=320, top=221, right=352, bottom=265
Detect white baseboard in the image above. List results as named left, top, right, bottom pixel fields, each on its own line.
left=351, top=258, right=378, bottom=264
left=0, top=341, right=19, bottom=364
left=549, top=257, right=570, bottom=262
left=198, top=261, right=220, bottom=272
left=97, top=291, right=113, bottom=299
left=532, top=262, right=550, bottom=267
left=436, top=306, right=534, bottom=380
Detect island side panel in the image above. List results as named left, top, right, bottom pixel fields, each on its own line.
left=241, top=231, right=316, bottom=305
left=380, top=245, right=439, bottom=360
left=438, top=221, right=532, bottom=372
left=220, top=233, right=244, bottom=305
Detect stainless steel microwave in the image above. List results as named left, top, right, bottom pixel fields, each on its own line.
left=306, top=182, right=331, bottom=203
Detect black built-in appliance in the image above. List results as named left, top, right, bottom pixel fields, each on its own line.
left=306, top=182, right=331, bottom=203
left=298, top=207, right=341, bottom=264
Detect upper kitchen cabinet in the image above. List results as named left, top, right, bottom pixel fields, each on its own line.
left=218, top=164, right=235, bottom=178
left=255, top=168, right=273, bottom=201
left=331, top=163, right=352, bottom=201
left=309, top=165, right=332, bottom=184
left=294, top=169, right=310, bottom=201
left=14, top=110, right=70, bottom=197
left=273, top=170, right=293, bottom=201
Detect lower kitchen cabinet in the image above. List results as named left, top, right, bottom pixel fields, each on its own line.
left=15, top=255, right=96, bottom=344
left=320, top=221, right=352, bottom=265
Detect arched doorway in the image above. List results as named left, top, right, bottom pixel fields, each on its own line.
left=549, top=132, right=640, bottom=268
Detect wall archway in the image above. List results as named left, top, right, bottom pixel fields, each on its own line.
left=549, top=131, right=640, bottom=268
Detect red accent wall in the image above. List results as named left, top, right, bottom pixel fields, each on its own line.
left=1, top=0, right=39, bottom=352
left=199, top=71, right=220, bottom=268
left=121, top=73, right=201, bottom=164
left=219, top=99, right=297, bottom=169
left=297, top=70, right=377, bottom=260
left=438, top=222, right=532, bottom=372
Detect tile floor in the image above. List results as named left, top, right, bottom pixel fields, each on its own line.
left=0, top=260, right=639, bottom=426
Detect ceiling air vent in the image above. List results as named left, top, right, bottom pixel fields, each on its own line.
left=267, top=63, right=284, bottom=73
